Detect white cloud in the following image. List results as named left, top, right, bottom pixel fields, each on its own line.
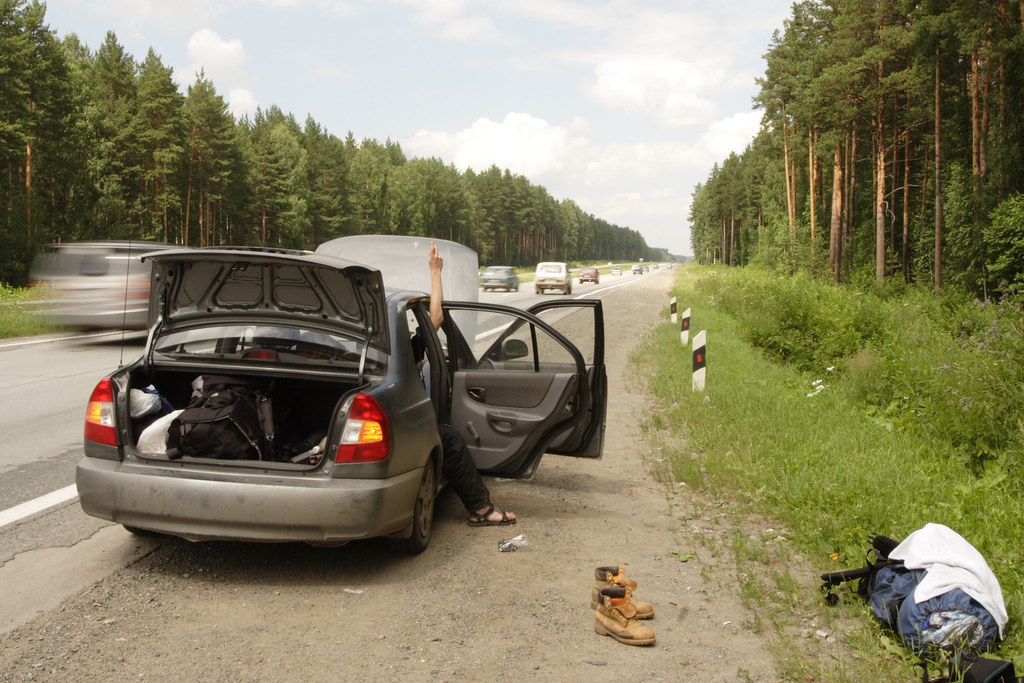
left=585, top=56, right=723, bottom=126
left=182, top=28, right=250, bottom=85
left=405, top=112, right=576, bottom=178
left=397, top=0, right=498, bottom=41
left=697, top=110, right=762, bottom=160
left=87, top=0, right=213, bottom=31
left=228, top=88, right=259, bottom=119
left=491, top=0, right=616, bottom=30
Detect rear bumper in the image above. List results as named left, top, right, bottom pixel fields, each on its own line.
left=76, top=456, right=421, bottom=543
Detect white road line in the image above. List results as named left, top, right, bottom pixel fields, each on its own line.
left=573, top=272, right=656, bottom=299
left=0, top=484, right=78, bottom=529
left=0, top=331, right=131, bottom=349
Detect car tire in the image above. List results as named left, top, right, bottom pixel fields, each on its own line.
left=535, top=287, right=541, bottom=294
left=389, top=459, right=436, bottom=555
left=514, top=283, right=519, bottom=292
left=123, top=525, right=160, bottom=537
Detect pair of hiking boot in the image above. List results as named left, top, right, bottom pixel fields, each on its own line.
left=591, top=565, right=656, bottom=646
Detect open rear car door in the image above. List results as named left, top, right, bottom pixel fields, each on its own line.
left=437, top=300, right=606, bottom=479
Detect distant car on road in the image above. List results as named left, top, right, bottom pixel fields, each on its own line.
left=611, top=267, right=622, bottom=276
left=480, top=265, right=519, bottom=291
left=578, top=267, right=600, bottom=284
left=631, top=265, right=642, bottom=275
left=535, top=262, right=572, bottom=295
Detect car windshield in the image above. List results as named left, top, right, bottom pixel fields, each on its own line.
left=153, top=324, right=386, bottom=373
left=539, top=264, right=562, bottom=274
left=485, top=267, right=511, bottom=275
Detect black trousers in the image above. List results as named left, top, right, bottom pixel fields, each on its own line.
left=438, top=423, right=490, bottom=512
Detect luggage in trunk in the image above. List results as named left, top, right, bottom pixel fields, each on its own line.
left=127, top=369, right=355, bottom=465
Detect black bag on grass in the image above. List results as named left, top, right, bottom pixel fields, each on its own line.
left=821, top=533, right=900, bottom=608
left=167, top=375, right=275, bottom=460
left=949, top=653, right=1019, bottom=683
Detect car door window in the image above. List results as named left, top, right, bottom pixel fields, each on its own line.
left=440, top=303, right=600, bottom=478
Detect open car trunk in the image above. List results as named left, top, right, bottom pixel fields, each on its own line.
left=124, top=367, right=361, bottom=467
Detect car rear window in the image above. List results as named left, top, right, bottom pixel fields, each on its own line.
left=154, top=324, right=386, bottom=373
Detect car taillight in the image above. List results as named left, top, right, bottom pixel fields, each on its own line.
left=335, top=393, right=390, bottom=462
left=84, top=377, right=119, bottom=446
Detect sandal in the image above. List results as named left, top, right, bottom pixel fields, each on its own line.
left=467, top=503, right=516, bottom=527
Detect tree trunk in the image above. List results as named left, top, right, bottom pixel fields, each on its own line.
left=729, top=212, right=736, bottom=266
left=846, top=129, right=857, bottom=279
left=971, top=49, right=981, bottom=197
left=782, top=112, right=796, bottom=270
left=720, top=213, right=727, bottom=264
left=829, top=142, right=843, bottom=285
left=24, top=138, right=32, bottom=241
left=184, top=142, right=194, bottom=246
left=808, top=129, right=818, bottom=269
left=874, top=106, right=886, bottom=281
left=902, top=130, right=910, bottom=282
left=934, top=49, right=944, bottom=294
left=981, top=49, right=990, bottom=181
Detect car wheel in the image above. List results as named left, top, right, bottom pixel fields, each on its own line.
left=514, top=283, right=519, bottom=292
left=390, top=459, right=436, bottom=554
left=123, top=525, right=160, bottom=537
left=535, top=287, right=541, bottom=294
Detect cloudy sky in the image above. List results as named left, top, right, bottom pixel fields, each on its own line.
left=42, top=0, right=794, bottom=257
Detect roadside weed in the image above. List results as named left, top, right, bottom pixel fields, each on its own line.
left=0, top=284, right=55, bottom=338
left=641, top=264, right=1024, bottom=680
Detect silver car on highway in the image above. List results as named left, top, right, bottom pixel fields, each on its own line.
left=29, top=241, right=176, bottom=330
left=76, top=237, right=607, bottom=553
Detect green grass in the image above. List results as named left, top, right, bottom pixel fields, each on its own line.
left=0, top=284, right=58, bottom=338
left=640, top=263, right=1024, bottom=680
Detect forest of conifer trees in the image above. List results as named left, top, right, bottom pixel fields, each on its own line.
left=690, top=0, right=1024, bottom=296
left=1, top=1, right=659, bottom=287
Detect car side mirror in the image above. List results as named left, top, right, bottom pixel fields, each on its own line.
left=503, top=339, right=528, bottom=360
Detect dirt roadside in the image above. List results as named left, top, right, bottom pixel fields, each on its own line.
left=0, top=271, right=814, bottom=682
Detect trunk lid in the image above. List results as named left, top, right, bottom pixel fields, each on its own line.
left=144, top=248, right=388, bottom=353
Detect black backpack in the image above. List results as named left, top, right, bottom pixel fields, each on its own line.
left=168, top=375, right=275, bottom=461
left=821, top=533, right=900, bottom=609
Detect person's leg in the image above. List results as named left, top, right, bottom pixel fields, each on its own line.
left=438, top=424, right=489, bottom=511
left=438, top=424, right=515, bottom=524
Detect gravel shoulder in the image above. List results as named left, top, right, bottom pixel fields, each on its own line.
left=0, top=272, right=803, bottom=682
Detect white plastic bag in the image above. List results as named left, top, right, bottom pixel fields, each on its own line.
left=129, top=388, right=162, bottom=418
left=136, top=409, right=184, bottom=454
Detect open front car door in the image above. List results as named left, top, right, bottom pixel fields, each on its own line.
left=437, top=300, right=606, bottom=479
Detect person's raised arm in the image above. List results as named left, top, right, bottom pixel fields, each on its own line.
left=428, top=242, right=444, bottom=331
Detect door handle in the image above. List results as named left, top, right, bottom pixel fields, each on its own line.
left=486, top=410, right=518, bottom=434
left=468, top=387, right=486, bottom=402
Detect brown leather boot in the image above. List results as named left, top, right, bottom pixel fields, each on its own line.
left=594, top=587, right=656, bottom=646
left=591, top=566, right=654, bottom=619
left=595, top=565, right=637, bottom=589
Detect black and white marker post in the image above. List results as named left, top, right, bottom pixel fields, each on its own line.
left=670, top=296, right=678, bottom=324
left=680, top=307, right=691, bottom=346
left=692, top=330, right=706, bottom=391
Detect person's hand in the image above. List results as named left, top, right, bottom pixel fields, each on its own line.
left=428, top=241, right=443, bottom=274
